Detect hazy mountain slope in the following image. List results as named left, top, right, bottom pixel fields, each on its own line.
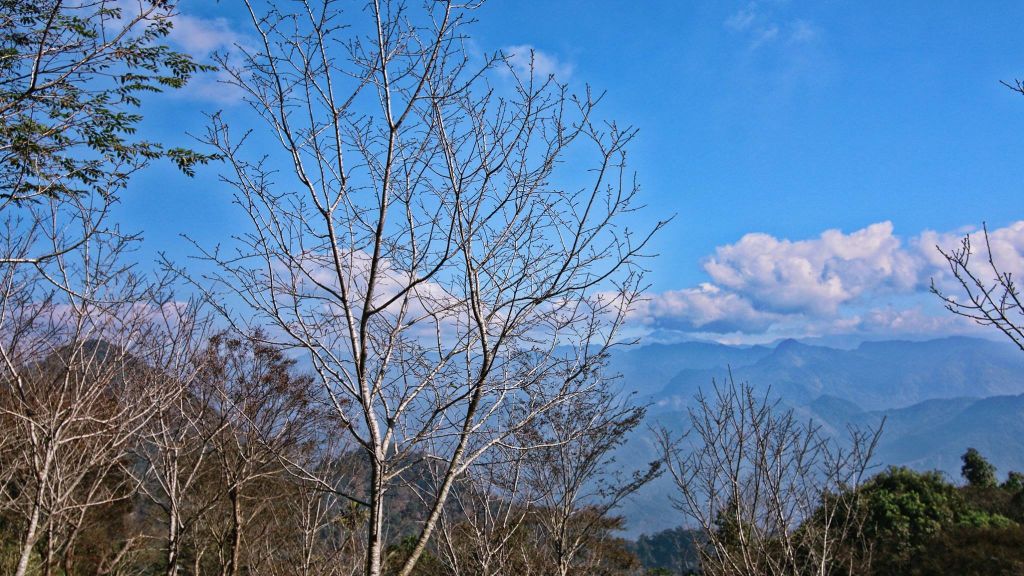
left=847, top=394, right=1024, bottom=477
left=653, top=337, right=1024, bottom=410
left=615, top=336, right=1024, bottom=537
left=609, top=341, right=772, bottom=396
left=626, top=393, right=1024, bottom=537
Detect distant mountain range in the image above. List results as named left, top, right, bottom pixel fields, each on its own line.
left=612, top=336, right=1024, bottom=536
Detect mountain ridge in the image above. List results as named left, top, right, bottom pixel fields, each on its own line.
left=614, top=335, right=1024, bottom=536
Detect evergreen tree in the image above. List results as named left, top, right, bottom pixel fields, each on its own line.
left=962, top=448, right=998, bottom=488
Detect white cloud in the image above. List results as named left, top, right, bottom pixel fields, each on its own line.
left=502, top=45, right=573, bottom=80
left=169, top=14, right=244, bottom=56
left=289, top=248, right=462, bottom=326
left=630, top=283, right=779, bottom=333
left=917, top=221, right=1024, bottom=294
left=704, top=221, right=921, bottom=315
left=724, top=2, right=821, bottom=50
left=110, top=2, right=246, bottom=63
left=856, top=306, right=975, bottom=336
left=166, top=13, right=250, bottom=105
left=636, top=221, right=1024, bottom=343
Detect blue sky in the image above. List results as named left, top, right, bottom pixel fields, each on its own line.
left=119, top=0, right=1024, bottom=344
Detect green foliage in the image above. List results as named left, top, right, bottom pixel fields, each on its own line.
left=0, top=0, right=219, bottom=202
left=909, top=526, right=1024, bottom=576
left=845, top=466, right=970, bottom=574
left=811, top=456, right=1024, bottom=576
left=958, top=507, right=1015, bottom=529
left=633, top=527, right=702, bottom=575
left=862, top=467, right=963, bottom=540
left=1003, top=471, right=1024, bottom=493
left=962, top=447, right=998, bottom=488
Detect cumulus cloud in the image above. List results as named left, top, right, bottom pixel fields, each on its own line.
left=917, top=221, right=1024, bottom=285
left=502, top=45, right=573, bottom=80
left=704, top=222, right=922, bottom=315
left=636, top=221, right=1024, bottom=342
left=289, top=248, right=461, bottom=324
left=856, top=306, right=975, bottom=337
left=631, top=283, right=779, bottom=333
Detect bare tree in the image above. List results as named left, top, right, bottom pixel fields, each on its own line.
left=200, top=331, right=323, bottom=576
left=927, top=79, right=1024, bottom=349
left=247, top=458, right=366, bottom=576
left=0, top=273, right=201, bottom=576
left=0, top=4, right=217, bottom=572
left=658, top=377, right=881, bottom=576
left=931, top=224, right=1024, bottom=350
left=134, top=325, right=371, bottom=576
left=435, top=446, right=531, bottom=576
left=436, top=400, right=655, bottom=576
left=522, top=388, right=660, bottom=576
left=137, top=318, right=230, bottom=576
left=184, top=2, right=663, bottom=575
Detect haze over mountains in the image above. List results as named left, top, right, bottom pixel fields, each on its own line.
left=615, top=336, right=1024, bottom=535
